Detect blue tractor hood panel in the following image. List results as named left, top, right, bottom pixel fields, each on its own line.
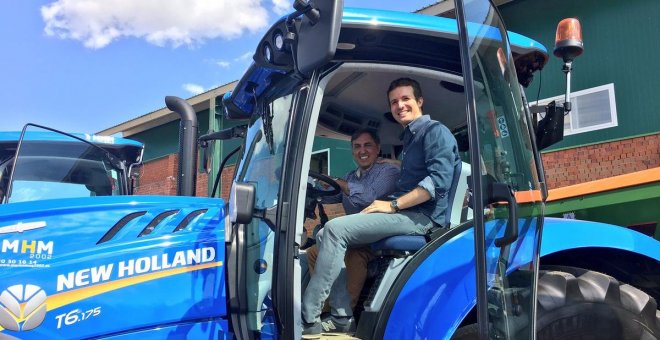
left=224, top=7, right=548, bottom=119
left=0, top=196, right=226, bottom=339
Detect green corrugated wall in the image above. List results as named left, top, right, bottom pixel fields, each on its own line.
left=500, top=0, right=660, bottom=150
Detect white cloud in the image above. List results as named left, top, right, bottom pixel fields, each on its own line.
left=217, top=60, right=230, bottom=68
left=272, top=0, right=290, bottom=15
left=182, top=83, right=205, bottom=95
left=41, top=0, right=270, bottom=49
left=234, top=51, right=253, bottom=61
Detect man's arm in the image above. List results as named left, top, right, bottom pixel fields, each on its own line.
left=362, top=124, right=457, bottom=214
left=342, top=165, right=400, bottom=210
left=321, top=175, right=348, bottom=204
left=361, top=186, right=430, bottom=214
left=416, top=123, right=456, bottom=202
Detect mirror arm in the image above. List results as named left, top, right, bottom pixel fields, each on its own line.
left=254, top=205, right=279, bottom=231
left=290, top=0, right=320, bottom=25
left=561, top=61, right=573, bottom=112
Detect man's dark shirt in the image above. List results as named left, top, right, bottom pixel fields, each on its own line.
left=324, top=162, right=400, bottom=215
left=393, top=115, right=460, bottom=226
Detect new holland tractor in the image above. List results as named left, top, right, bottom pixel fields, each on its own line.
left=0, top=1, right=658, bottom=339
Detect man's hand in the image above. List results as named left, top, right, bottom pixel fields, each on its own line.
left=377, top=158, right=401, bottom=167
left=361, top=200, right=395, bottom=214
left=335, top=178, right=350, bottom=195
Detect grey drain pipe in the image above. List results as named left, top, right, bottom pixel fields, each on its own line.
left=165, top=96, right=198, bottom=196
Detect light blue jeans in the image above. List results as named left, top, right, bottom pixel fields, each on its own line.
left=301, top=210, right=432, bottom=323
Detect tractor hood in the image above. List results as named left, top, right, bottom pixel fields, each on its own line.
left=0, top=196, right=226, bottom=338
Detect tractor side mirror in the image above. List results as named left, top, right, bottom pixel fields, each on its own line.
left=200, top=139, right=214, bottom=174
left=229, top=182, right=256, bottom=224
left=296, top=0, right=343, bottom=76
left=535, top=101, right=565, bottom=150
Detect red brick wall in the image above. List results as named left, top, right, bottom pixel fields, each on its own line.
left=542, top=133, right=660, bottom=189
left=219, top=165, right=236, bottom=201
left=134, top=154, right=209, bottom=197
left=304, top=203, right=347, bottom=236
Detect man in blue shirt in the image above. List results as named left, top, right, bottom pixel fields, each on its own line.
left=304, top=128, right=399, bottom=318
left=302, top=78, right=460, bottom=336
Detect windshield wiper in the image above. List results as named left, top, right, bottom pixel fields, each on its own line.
left=262, top=102, right=275, bottom=154
left=237, top=129, right=263, bottom=182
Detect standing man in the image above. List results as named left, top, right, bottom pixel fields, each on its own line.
left=304, top=128, right=399, bottom=321
left=302, top=78, right=460, bottom=336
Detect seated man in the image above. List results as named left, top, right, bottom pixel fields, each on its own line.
left=305, top=128, right=399, bottom=321
left=302, top=78, right=460, bottom=336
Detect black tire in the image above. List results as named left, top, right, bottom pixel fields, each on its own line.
left=537, top=267, right=660, bottom=340
left=451, top=323, right=479, bottom=340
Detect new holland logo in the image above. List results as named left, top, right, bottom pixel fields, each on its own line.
left=0, top=284, right=47, bottom=331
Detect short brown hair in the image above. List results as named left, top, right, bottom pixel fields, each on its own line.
left=387, top=77, right=423, bottom=100
left=350, top=128, right=380, bottom=145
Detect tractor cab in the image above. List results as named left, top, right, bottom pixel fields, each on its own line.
left=0, top=124, right=143, bottom=204
left=222, top=0, right=554, bottom=338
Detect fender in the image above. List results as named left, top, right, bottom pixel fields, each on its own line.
left=540, top=217, right=660, bottom=259
left=376, top=217, right=659, bottom=339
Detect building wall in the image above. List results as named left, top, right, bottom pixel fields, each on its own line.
left=134, top=153, right=209, bottom=197
left=500, top=0, right=660, bottom=149
left=500, top=0, right=660, bottom=187
left=129, top=110, right=210, bottom=162
left=542, top=132, right=659, bottom=188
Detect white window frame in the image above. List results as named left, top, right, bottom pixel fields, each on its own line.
left=310, top=148, right=331, bottom=175
left=535, top=83, right=618, bottom=136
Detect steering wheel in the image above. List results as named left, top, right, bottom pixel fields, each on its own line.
left=307, top=171, right=341, bottom=198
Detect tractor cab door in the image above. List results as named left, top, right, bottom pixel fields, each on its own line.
left=224, top=82, right=314, bottom=339
left=457, top=0, right=544, bottom=338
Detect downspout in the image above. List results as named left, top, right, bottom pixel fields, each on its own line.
left=165, top=96, right=198, bottom=196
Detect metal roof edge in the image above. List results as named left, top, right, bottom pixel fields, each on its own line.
left=97, top=80, right=237, bottom=137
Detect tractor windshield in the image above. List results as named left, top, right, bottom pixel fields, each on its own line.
left=2, top=125, right=123, bottom=203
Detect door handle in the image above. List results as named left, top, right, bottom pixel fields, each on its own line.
left=489, top=182, right=518, bottom=247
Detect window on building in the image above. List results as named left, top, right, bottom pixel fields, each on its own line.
left=537, top=83, right=618, bottom=135
left=310, top=149, right=329, bottom=175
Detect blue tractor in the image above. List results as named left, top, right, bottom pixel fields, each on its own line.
left=0, top=1, right=658, bottom=339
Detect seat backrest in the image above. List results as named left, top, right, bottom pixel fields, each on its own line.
left=449, top=161, right=472, bottom=227
left=443, top=159, right=463, bottom=228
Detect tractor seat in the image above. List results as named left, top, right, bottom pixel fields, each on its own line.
left=370, top=235, right=427, bottom=257
left=370, top=160, right=466, bottom=257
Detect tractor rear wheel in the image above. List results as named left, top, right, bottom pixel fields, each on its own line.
left=536, top=267, right=660, bottom=340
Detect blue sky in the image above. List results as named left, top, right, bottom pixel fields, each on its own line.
left=0, top=0, right=436, bottom=134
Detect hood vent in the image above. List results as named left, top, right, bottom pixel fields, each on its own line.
left=97, top=211, right=147, bottom=244
left=138, top=210, right=180, bottom=237
left=173, top=209, right=208, bottom=233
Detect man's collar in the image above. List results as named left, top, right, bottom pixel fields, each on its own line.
left=407, top=115, right=430, bottom=134
left=355, top=163, right=375, bottom=178
left=400, top=115, right=430, bottom=140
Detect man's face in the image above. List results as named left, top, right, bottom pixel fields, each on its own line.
left=388, top=85, right=423, bottom=126
left=352, top=133, right=380, bottom=170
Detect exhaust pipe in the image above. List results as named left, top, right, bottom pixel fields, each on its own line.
left=165, top=96, right=198, bottom=196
